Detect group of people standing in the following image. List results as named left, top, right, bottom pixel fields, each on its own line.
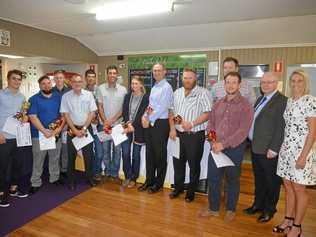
left=0, top=57, right=315, bottom=237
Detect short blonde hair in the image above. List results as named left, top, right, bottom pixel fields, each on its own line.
left=289, top=69, right=310, bottom=96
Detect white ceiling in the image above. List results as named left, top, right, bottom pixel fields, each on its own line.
left=1, top=0, right=316, bottom=55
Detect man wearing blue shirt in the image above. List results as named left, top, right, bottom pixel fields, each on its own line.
left=138, top=63, right=173, bottom=193
left=0, top=70, right=28, bottom=207
left=28, top=75, right=65, bottom=194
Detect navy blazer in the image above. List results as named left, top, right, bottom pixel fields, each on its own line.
left=122, top=92, right=149, bottom=143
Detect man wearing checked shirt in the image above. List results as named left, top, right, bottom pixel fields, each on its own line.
left=139, top=63, right=174, bottom=194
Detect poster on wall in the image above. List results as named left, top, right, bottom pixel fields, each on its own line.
left=128, top=54, right=207, bottom=92
left=0, top=29, right=10, bottom=47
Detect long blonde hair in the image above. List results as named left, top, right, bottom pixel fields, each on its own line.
left=288, top=69, right=310, bottom=96
left=131, top=75, right=146, bottom=94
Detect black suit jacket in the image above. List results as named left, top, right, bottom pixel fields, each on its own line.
left=252, top=91, right=288, bottom=155
left=122, top=93, right=149, bottom=143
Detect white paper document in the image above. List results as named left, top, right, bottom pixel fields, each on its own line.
left=211, top=151, right=235, bottom=168
left=2, top=117, right=20, bottom=136
left=111, top=124, right=128, bottom=146
left=61, top=131, right=67, bottom=144
left=96, top=131, right=112, bottom=142
left=169, top=137, right=180, bottom=159
left=39, top=132, right=56, bottom=151
left=72, top=131, right=94, bottom=151
left=16, top=123, right=32, bottom=147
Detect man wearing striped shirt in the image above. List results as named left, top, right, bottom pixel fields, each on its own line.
left=169, top=68, right=212, bottom=202
left=211, top=57, right=256, bottom=105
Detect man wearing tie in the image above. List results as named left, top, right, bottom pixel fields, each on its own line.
left=244, top=72, right=287, bottom=222
left=139, top=63, right=173, bottom=194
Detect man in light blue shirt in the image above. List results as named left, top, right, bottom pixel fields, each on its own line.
left=0, top=70, right=28, bottom=207
left=138, top=63, right=173, bottom=194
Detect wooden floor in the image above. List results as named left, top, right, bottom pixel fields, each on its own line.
left=9, top=165, right=316, bottom=237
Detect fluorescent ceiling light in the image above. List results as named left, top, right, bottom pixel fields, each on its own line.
left=95, top=0, right=173, bottom=20
left=179, top=54, right=207, bottom=58
left=301, top=64, right=316, bottom=68
left=0, top=54, right=25, bottom=59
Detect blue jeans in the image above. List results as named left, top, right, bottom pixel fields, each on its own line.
left=103, top=140, right=121, bottom=177
left=207, top=142, right=246, bottom=212
left=121, top=138, right=142, bottom=181
left=92, top=134, right=104, bottom=175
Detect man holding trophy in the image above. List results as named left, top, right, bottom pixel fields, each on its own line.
left=169, top=68, right=212, bottom=202
left=28, top=75, right=65, bottom=194
left=0, top=70, right=29, bottom=207
left=200, top=72, right=253, bottom=222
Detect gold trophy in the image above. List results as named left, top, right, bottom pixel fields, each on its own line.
left=14, top=101, right=30, bottom=122
left=173, top=115, right=183, bottom=125
left=206, top=130, right=217, bottom=142
left=48, top=117, right=63, bottom=138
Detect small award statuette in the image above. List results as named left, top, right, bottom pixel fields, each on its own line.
left=173, top=115, right=183, bottom=125
left=206, top=130, right=217, bottom=142
left=48, top=117, right=63, bottom=137
left=104, top=124, right=112, bottom=134
left=14, top=101, right=30, bottom=122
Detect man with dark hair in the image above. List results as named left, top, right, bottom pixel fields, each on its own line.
left=138, top=63, right=173, bottom=194
left=200, top=72, right=254, bottom=223
left=169, top=68, right=212, bottom=202
left=211, top=57, right=256, bottom=104
left=28, top=75, right=66, bottom=194
left=97, top=65, right=126, bottom=181
left=84, top=69, right=103, bottom=182
left=52, top=69, right=71, bottom=179
left=0, top=70, right=28, bottom=207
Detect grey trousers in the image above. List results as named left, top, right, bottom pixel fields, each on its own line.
left=30, top=138, right=62, bottom=187
left=60, top=143, right=68, bottom=173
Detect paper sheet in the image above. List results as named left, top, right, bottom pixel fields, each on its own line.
left=2, top=117, right=20, bottom=136
left=211, top=151, right=235, bottom=168
left=96, top=131, right=112, bottom=142
left=72, top=131, right=94, bottom=151
left=61, top=131, right=67, bottom=144
left=169, top=137, right=180, bottom=159
left=16, top=123, right=32, bottom=147
left=39, top=131, right=56, bottom=151
left=111, top=124, right=128, bottom=146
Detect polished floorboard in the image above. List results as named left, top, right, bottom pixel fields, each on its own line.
left=8, top=165, right=316, bottom=237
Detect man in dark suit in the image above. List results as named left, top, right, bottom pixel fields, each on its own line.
left=243, top=72, right=287, bottom=223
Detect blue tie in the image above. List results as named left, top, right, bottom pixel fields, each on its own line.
left=255, top=96, right=267, bottom=111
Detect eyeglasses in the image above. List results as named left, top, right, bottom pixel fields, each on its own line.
left=11, top=76, right=22, bottom=81
left=260, top=81, right=276, bottom=85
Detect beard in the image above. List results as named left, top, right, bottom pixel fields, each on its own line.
left=183, top=81, right=197, bottom=90
left=42, top=89, right=52, bottom=95
left=226, top=90, right=239, bottom=95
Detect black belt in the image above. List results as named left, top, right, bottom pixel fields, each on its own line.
left=176, top=130, right=205, bottom=135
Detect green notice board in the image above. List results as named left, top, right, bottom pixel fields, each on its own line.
left=128, top=55, right=207, bottom=92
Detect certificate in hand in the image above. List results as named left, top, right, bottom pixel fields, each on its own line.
left=39, top=132, right=56, bottom=151
left=211, top=151, right=235, bottom=168
left=16, top=122, right=32, bottom=147
left=2, top=117, right=20, bottom=136
left=111, top=124, right=128, bottom=146
left=72, top=131, right=94, bottom=151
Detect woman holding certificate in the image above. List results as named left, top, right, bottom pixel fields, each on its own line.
left=121, top=76, right=149, bottom=188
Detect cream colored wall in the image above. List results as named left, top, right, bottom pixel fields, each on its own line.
left=0, top=19, right=97, bottom=63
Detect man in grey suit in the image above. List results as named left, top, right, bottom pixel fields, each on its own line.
left=243, top=72, right=287, bottom=223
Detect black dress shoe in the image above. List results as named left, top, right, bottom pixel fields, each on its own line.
left=68, top=182, right=76, bottom=191
left=138, top=182, right=151, bottom=192
left=147, top=185, right=162, bottom=194
left=185, top=192, right=195, bottom=203
left=88, top=179, right=97, bottom=187
left=243, top=206, right=262, bottom=215
left=29, top=186, right=40, bottom=195
left=257, top=213, right=274, bottom=223
left=169, top=189, right=184, bottom=199
left=52, top=179, right=64, bottom=186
